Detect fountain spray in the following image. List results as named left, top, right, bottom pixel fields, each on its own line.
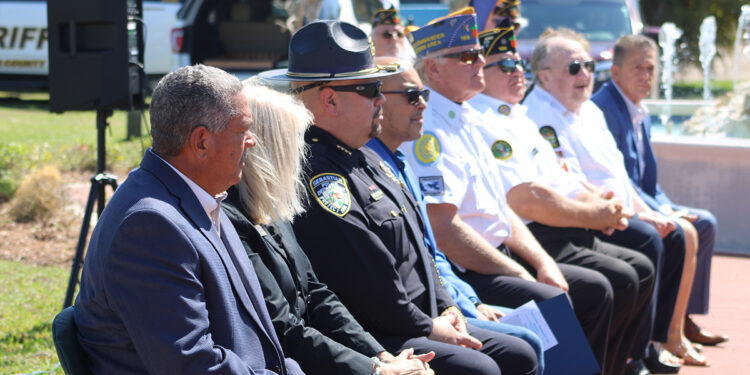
left=733, top=5, right=750, bottom=90
left=700, top=16, right=717, bottom=134
left=659, top=23, right=683, bottom=134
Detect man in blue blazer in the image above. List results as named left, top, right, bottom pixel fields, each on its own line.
left=592, top=35, right=727, bottom=348
left=73, top=65, right=304, bottom=374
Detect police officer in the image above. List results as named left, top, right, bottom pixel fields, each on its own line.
left=260, top=19, right=538, bottom=375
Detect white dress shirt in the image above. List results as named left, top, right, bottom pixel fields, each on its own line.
left=524, top=86, right=636, bottom=210
left=400, top=88, right=512, bottom=247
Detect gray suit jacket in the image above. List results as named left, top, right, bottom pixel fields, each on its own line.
left=74, top=149, right=304, bottom=375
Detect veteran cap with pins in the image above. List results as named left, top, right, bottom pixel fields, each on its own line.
left=372, top=6, right=401, bottom=27
left=479, top=18, right=517, bottom=55
left=259, top=20, right=402, bottom=82
left=407, top=7, right=479, bottom=58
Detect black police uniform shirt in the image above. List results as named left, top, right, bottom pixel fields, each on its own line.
left=292, top=126, right=457, bottom=339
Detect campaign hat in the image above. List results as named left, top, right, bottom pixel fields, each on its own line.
left=259, top=20, right=402, bottom=81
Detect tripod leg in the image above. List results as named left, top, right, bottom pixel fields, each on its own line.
left=63, top=177, right=99, bottom=309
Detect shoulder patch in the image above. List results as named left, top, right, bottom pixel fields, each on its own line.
left=419, top=176, right=445, bottom=196
left=539, top=125, right=561, bottom=148
left=490, top=140, right=513, bottom=160
left=414, top=132, right=441, bottom=165
left=309, top=173, right=351, bottom=217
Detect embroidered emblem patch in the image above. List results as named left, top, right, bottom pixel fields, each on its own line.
left=414, top=132, right=441, bottom=165
left=539, top=125, right=561, bottom=148
left=309, top=173, right=351, bottom=217
left=419, top=176, right=445, bottom=196
left=497, top=105, right=510, bottom=116
left=491, top=140, right=513, bottom=160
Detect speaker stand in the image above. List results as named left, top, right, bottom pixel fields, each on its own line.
left=63, top=109, right=119, bottom=308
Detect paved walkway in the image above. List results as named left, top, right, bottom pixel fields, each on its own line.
left=675, top=254, right=750, bottom=375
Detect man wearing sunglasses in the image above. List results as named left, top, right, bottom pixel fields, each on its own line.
left=263, top=20, right=539, bottom=375
left=524, top=28, right=695, bottom=375
left=371, top=7, right=414, bottom=60
left=477, top=25, right=689, bottom=375
left=403, top=8, right=619, bottom=373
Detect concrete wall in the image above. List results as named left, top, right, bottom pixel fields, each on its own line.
left=652, top=135, right=750, bottom=255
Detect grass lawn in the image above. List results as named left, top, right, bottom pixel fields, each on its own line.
left=1, top=92, right=150, bottom=373
left=0, top=260, right=68, bottom=374
left=0, top=91, right=148, bottom=147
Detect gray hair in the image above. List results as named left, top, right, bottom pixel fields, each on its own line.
left=613, top=34, right=658, bottom=66
left=238, top=80, right=313, bottom=223
left=150, top=64, right=243, bottom=156
left=530, top=28, right=590, bottom=82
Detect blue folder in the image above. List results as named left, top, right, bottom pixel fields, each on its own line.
left=538, top=293, right=601, bottom=375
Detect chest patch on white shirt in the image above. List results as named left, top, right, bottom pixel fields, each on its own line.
left=414, top=132, right=441, bottom=165
left=310, top=173, right=351, bottom=217
left=419, top=176, right=445, bottom=196
left=491, top=140, right=513, bottom=160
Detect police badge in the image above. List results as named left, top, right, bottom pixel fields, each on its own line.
left=309, top=173, right=352, bottom=216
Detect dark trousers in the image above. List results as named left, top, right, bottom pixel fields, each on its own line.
left=457, top=263, right=613, bottom=372
left=378, top=324, right=539, bottom=375
left=671, top=205, right=717, bottom=315
left=596, top=219, right=685, bottom=346
left=527, top=223, right=655, bottom=375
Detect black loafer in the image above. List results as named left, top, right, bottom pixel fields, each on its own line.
left=643, top=344, right=681, bottom=374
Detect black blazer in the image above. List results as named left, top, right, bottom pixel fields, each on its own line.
left=222, top=187, right=384, bottom=375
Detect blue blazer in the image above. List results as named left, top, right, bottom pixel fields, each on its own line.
left=592, top=80, right=674, bottom=210
left=74, top=149, right=303, bottom=375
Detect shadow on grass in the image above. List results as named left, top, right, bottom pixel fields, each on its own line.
left=0, top=96, right=50, bottom=111
left=0, top=321, right=53, bottom=347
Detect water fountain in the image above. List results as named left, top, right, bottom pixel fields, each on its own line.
left=733, top=5, right=750, bottom=91
left=659, top=22, right=683, bottom=134
left=699, top=16, right=717, bottom=135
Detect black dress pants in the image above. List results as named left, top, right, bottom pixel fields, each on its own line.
left=378, top=324, right=539, bottom=375
left=457, top=262, right=613, bottom=372
left=596, top=219, right=685, bottom=347
left=527, top=223, right=655, bottom=375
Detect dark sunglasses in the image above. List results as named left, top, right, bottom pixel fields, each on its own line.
left=484, top=58, right=526, bottom=73
left=567, top=60, right=596, bottom=75
left=382, top=88, right=430, bottom=105
left=291, top=80, right=383, bottom=99
left=381, top=30, right=405, bottom=39
left=439, top=48, right=483, bottom=65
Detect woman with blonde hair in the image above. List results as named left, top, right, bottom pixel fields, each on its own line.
left=222, top=81, right=434, bottom=375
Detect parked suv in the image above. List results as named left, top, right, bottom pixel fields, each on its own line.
left=517, top=0, right=644, bottom=86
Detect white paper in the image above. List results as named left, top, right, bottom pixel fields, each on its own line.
left=499, top=300, right=558, bottom=351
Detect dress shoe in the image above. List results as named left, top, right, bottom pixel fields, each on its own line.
left=643, top=344, right=681, bottom=374
left=685, top=316, right=728, bottom=346
left=625, top=359, right=652, bottom=375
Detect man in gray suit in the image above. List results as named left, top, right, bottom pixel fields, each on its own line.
left=73, top=65, right=304, bottom=374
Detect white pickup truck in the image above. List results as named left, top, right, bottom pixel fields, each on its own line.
left=0, top=0, right=182, bottom=92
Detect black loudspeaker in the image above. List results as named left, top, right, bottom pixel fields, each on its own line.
left=47, top=0, right=145, bottom=113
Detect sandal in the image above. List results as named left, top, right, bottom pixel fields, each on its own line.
left=670, top=340, right=709, bottom=367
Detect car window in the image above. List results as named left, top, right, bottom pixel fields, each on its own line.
left=518, top=0, right=632, bottom=42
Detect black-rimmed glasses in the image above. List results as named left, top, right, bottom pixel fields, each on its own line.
left=382, top=88, right=430, bottom=105
left=439, top=48, right=483, bottom=65
left=290, top=80, right=383, bottom=98
left=484, top=58, right=526, bottom=73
